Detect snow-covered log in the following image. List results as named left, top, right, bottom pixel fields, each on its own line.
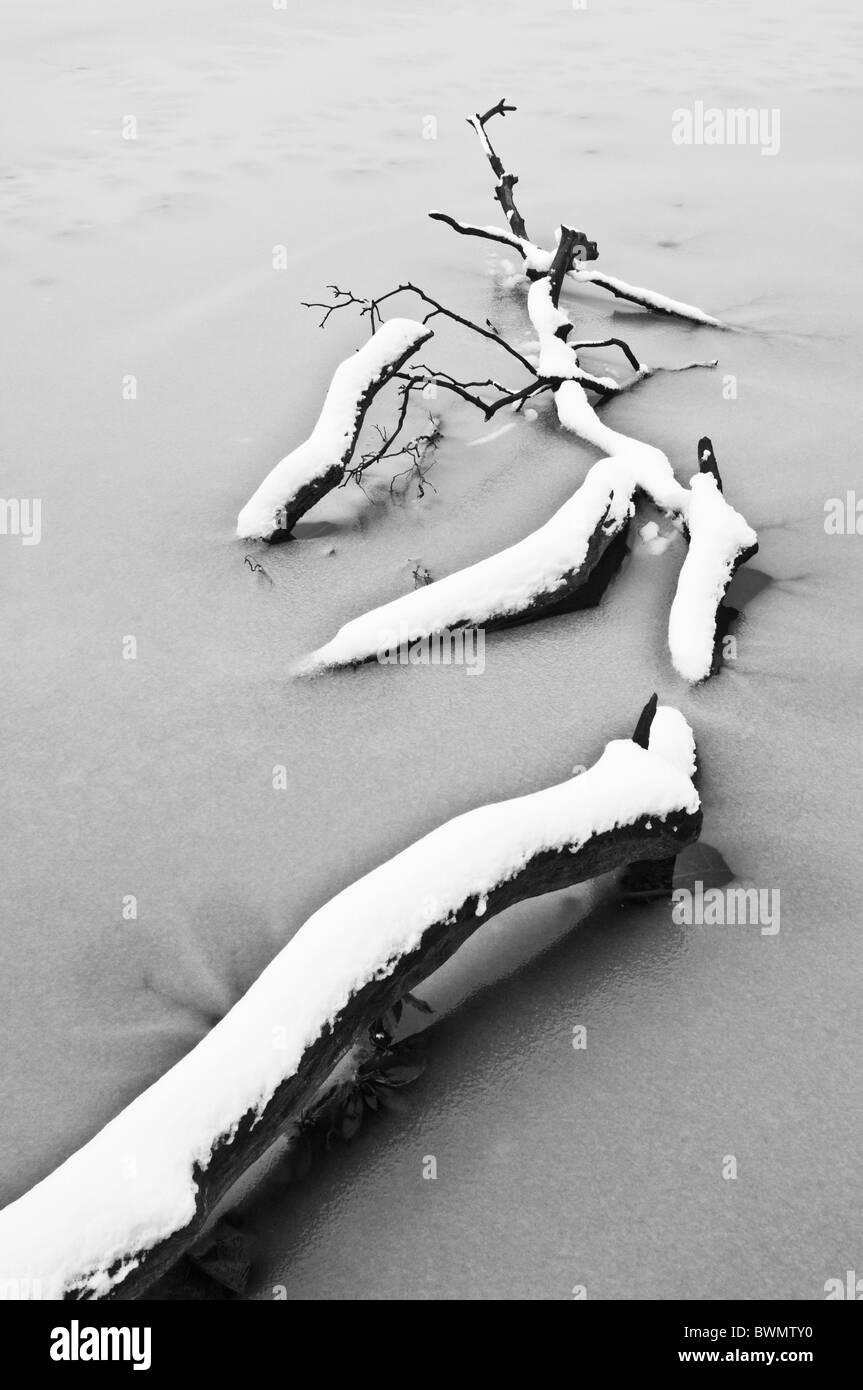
left=300, top=449, right=676, bottom=674
left=236, top=318, right=433, bottom=541
left=0, top=700, right=701, bottom=1301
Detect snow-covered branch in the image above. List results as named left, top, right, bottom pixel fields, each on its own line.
left=295, top=208, right=749, bottom=682
left=532, top=275, right=757, bottom=682
left=569, top=263, right=723, bottom=328
left=430, top=100, right=723, bottom=328
left=668, top=441, right=758, bottom=682
left=527, top=264, right=715, bottom=400
left=428, top=209, right=531, bottom=255
left=0, top=702, right=701, bottom=1300
left=466, top=96, right=531, bottom=243
left=299, top=450, right=666, bottom=674
left=300, top=368, right=755, bottom=682
left=237, top=318, right=433, bottom=542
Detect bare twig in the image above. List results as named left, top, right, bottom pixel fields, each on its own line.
left=571, top=337, right=643, bottom=372
left=243, top=555, right=273, bottom=585
left=396, top=368, right=551, bottom=421
left=342, top=379, right=422, bottom=484
left=365, top=282, right=538, bottom=374
left=300, top=285, right=367, bottom=329
left=476, top=97, right=518, bottom=126
left=485, top=380, right=552, bottom=417
left=302, top=281, right=538, bottom=376
left=579, top=358, right=718, bottom=402
left=415, top=366, right=515, bottom=394
left=411, top=562, right=433, bottom=587
left=388, top=415, right=441, bottom=498
left=394, top=369, right=492, bottom=415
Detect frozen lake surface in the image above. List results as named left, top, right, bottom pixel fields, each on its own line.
left=1, top=0, right=862, bottom=1299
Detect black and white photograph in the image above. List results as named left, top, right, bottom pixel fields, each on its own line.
left=1, top=0, right=861, bottom=1353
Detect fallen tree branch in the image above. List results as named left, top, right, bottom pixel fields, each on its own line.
left=342, top=378, right=421, bottom=485
left=428, top=210, right=528, bottom=254
left=393, top=367, right=551, bottom=421
left=299, top=393, right=755, bottom=682
left=668, top=438, right=759, bottom=682
left=527, top=274, right=716, bottom=404
left=298, top=443, right=686, bottom=674
left=431, top=101, right=722, bottom=327
left=467, top=97, right=529, bottom=242
left=236, top=318, right=433, bottom=542
left=569, top=263, right=724, bottom=327
left=300, top=284, right=368, bottom=329
left=286, top=275, right=710, bottom=514
left=363, top=281, right=538, bottom=373
left=296, top=206, right=745, bottom=679
left=0, top=701, right=702, bottom=1300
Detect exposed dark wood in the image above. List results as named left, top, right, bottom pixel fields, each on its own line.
left=485, top=518, right=631, bottom=629
left=688, top=439, right=759, bottom=677
left=548, top=227, right=582, bottom=307
left=620, top=855, right=678, bottom=901
left=468, top=99, right=529, bottom=241
left=631, top=692, right=659, bottom=750
left=697, top=435, right=723, bottom=491
left=710, top=539, right=760, bottom=676
left=475, top=97, right=517, bottom=128
left=624, top=692, right=687, bottom=899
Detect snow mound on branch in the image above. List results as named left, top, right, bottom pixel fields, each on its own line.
left=299, top=449, right=666, bottom=672
left=237, top=318, right=431, bottom=541
left=0, top=722, right=699, bottom=1300
left=648, top=705, right=698, bottom=778
left=668, top=473, right=758, bottom=683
